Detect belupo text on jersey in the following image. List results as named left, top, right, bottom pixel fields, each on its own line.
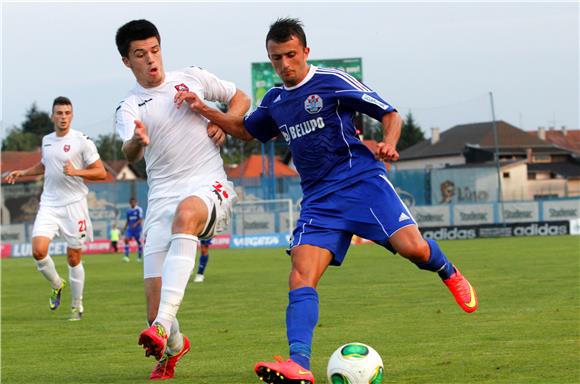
left=280, top=117, right=326, bottom=143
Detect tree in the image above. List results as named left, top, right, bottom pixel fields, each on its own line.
left=21, top=103, right=53, bottom=137
left=94, top=133, right=123, bottom=161
left=398, top=111, right=425, bottom=151
left=94, top=133, right=147, bottom=178
left=360, top=112, right=425, bottom=151
left=2, top=127, right=39, bottom=151
left=2, top=103, right=53, bottom=151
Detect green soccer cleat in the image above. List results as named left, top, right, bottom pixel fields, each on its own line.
left=49, top=280, right=66, bottom=311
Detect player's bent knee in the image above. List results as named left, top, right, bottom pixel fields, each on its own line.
left=32, top=248, right=47, bottom=260
left=289, top=268, right=320, bottom=290
left=172, top=205, right=206, bottom=234
left=397, top=238, right=430, bottom=263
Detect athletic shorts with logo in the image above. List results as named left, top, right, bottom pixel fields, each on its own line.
left=143, top=179, right=237, bottom=278
left=125, top=227, right=142, bottom=240
left=200, top=238, right=212, bottom=246
left=32, top=198, right=93, bottom=249
left=290, top=173, right=416, bottom=265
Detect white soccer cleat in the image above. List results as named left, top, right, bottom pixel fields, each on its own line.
left=193, top=274, right=205, bottom=283
left=69, top=305, right=84, bottom=321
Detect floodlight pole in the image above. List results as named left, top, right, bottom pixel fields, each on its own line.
left=490, top=92, right=505, bottom=226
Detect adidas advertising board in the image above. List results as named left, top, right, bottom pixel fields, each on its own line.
left=421, top=221, right=570, bottom=240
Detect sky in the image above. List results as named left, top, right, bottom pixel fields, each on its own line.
left=1, top=1, right=578, bottom=142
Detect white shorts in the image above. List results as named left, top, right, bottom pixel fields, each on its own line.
left=143, top=179, right=237, bottom=278
left=32, top=199, right=93, bottom=249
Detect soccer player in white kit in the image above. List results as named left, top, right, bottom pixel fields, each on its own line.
left=114, top=20, right=250, bottom=380
left=5, top=96, right=107, bottom=321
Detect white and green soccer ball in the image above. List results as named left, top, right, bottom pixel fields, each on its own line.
left=326, top=342, right=384, bottom=384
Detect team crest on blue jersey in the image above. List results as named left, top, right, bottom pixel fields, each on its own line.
left=304, top=94, right=323, bottom=114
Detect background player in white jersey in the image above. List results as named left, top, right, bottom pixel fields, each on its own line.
left=5, top=96, right=107, bottom=321
left=181, top=18, right=479, bottom=384
left=114, top=19, right=250, bottom=380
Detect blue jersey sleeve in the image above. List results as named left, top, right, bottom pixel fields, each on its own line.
left=320, top=68, right=396, bottom=121
left=244, top=88, right=281, bottom=143
left=336, top=90, right=396, bottom=122
left=244, top=107, right=279, bottom=143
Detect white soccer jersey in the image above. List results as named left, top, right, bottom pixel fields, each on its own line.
left=40, top=129, right=101, bottom=207
left=115, top=66, right=236, bottom=199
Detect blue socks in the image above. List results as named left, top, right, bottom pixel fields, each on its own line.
left=414, top=239, right=455, bottom=280
left=124, top=243, right=129, bottom=257
left=137, top=240, right=143, bottom=259
left=286, top=287, right=318, bottom=370
left=197, top=254, right=209, bottom=275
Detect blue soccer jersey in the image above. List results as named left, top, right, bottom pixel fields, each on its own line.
left=126, top=206, right=144, bottom=235
left=244, top=65, right=396, bottom=201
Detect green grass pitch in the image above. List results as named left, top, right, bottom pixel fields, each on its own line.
left=2, top=236, right=579, bottom=383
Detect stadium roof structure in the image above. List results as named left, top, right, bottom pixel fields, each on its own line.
left=528, top=161, right=580, bottom=179
left=528, top=128, right=580, bottom=154
left=226, top=154, right=299, bottom=179
left=399, top=121, right=568, bottom=161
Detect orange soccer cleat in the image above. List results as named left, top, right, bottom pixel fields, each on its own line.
left=443, top=266, right=478, bottom=313
left=255, top=355, right=315, bottom=384
left=138, top=322, right=168, bottom=361
left=149, top=335, right=190, bottom=380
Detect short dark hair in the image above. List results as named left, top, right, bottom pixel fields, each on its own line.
left=52, top=96, right=72, bottom=111
left=266, top=17, right=307, bottom=48
left=115, top=19, right=161, bottom=57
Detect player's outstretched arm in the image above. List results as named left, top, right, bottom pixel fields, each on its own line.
left=175, top=89, right=255, bottom=141
left=4, top=162, right=45, bottom=184
left=226, top=89, right=251, bottom=121
left=122, top=120, right=149, bottom=162
left=64, top=159, right=107, bottom=180
left=375, top=111, right=403, bottom=162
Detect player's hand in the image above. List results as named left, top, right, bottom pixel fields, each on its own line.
left=63, top=161, right=78, bottom=177
left=4, top=170, right=24, bottom=184
left=208, top=122, right=226, bottom=146
left=132, top=120, right=150, bottom=146
left=375, top=142, right=399, bottom=162
left=174, top=91, right=204, bottom=112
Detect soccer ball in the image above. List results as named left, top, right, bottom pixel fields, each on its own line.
left=326, top=342, right=384, bottom=384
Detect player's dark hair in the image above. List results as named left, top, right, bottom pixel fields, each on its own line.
left=266, top=17, right=307, bottom=48
left=52, top=96, right=72, bottom=111
left=115, top=19, right=161, bottom=58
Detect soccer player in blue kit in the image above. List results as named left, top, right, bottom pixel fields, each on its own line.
left=123, top=197, right=144, bottom=262
left=192, top=238, right=212, bottom=282
left=176, top=17, right=478, bottom=384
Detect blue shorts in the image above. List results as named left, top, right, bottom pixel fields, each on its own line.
left=290, top=173, right=416, bottom=266
left=200, top=238, right=212, bottom=246
left=125, top=228, right=142, bottom=240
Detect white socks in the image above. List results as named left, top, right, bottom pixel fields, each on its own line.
left=166, top=318, right=184, bottom=355
left=155, top=234, right=198, bottom=334
left=35, top=255, right=62, bottom=289
left=68, top=263, right=85, bottom=308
